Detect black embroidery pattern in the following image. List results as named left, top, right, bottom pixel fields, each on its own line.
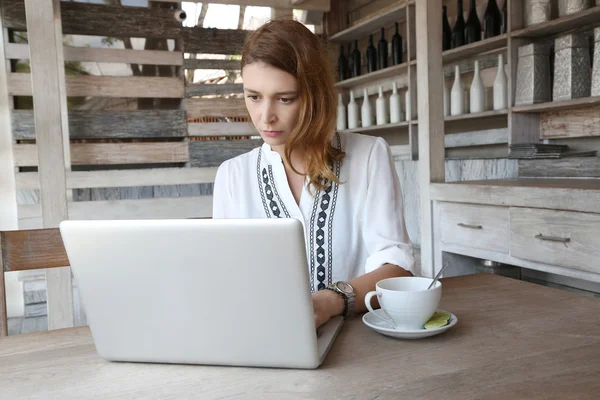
left=256, top=148, right=289, bottom=218
left=310, top=133, right=342, bottom=292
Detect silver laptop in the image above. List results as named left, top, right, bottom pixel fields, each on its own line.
left=59, top=218, right=343, bottom=369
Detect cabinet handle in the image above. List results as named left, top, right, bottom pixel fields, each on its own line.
left=535, top=234, right=570, bottom=244
left=457, top=223, right=482, bottom=229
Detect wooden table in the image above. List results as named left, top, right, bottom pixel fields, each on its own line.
left=2, top=273, right=600, bottom=399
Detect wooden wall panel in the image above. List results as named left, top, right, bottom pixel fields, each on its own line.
left=540, top=106, right=600, bottom=139
left=185, top=98, right=247, bottom=118
left=184, top=59, right=240, bottom=70
left=0, top=228, right=69, bottom=272
left=152, top=0, right=331, bottom=11
left=14, top=142, right=189, bottom=166
left=182, top=28, right=247, bottom=54
left=12, top=110, right=187, bottom=140
left=189, top=139, right=262, bottom=167
left=9, top=74, right=185, bottom=98
left=2, top=0, right=182, bottom=38
left=188, top=122, right=255, bottom=137
left=519, top=158, right=600, bottom=178
left=186, top=83, right=243, bottom=97
left=6, top=43, right=183, bottom=66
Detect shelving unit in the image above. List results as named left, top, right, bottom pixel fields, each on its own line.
left=512, top=6, right=600, bottom=38
left=337, top=120, right=413, bottom=134
left=442, top=34, right=508, bottom=65
left=512, top=96, right=600, bottom=113
left=335, top=60, right=415, bottom=89
left=445, top=109, right=508, bottom=122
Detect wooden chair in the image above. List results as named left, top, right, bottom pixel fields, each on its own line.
left=0, top=228, right=69, bottom=337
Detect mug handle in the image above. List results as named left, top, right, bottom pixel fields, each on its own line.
left=364, top=291, right=396, bottom=329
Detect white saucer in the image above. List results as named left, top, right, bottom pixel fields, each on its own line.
left=362, top=309, right=458, bottom=339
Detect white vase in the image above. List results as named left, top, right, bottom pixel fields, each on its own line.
left=347, top=91, right=359, bottom=129
left=404, top=89, right=412, bottom=121
left=361, top=88, right=373, bottom=127
left=493, top=54, right=508, bottom=110
left=470, top=60, right=485, bottom=113
left=450, top=65, right=464, bottom=116
left=443, top=81, right=450, bottom=117
left=375, top=86, right=388, bottom=125
left=336, top=93, right=347, bottom=130
left=389, top=82, right=404, bottom=123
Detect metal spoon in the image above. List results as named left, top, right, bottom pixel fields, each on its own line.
left=427, top=261, right=450, bottom=290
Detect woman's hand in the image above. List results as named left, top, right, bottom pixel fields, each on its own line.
left=312, top=289, right=344, bottom=328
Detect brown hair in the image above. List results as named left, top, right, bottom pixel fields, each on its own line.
left=241, top=19, right=344, bottom=192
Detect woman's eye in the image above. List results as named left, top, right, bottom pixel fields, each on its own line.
left=247, top=95, right=260, bottom=101
left=279, top=97, right=294, bottom=104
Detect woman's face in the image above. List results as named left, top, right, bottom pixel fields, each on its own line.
left=242, top=62, right=301, bottom=151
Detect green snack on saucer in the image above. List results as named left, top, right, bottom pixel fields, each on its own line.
left=424, top=312, right=451, bottom=329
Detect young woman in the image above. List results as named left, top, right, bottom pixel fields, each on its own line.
left=212, top=19, right=414, bottom=328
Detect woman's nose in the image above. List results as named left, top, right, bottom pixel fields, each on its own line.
left=260, top=101, right=277, bottom=124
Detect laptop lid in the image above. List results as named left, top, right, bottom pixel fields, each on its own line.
left=59, top=218, right=341, bottom=369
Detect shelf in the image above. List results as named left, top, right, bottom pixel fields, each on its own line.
left=445, top=109, right=508, bottom=122
left=512, top=6, right=600, bottom=39
left=511, top=96, right=600, bottom=113
left=335, top=60, right=415, bottom=89
left=337, top=120, right=415, bottom=134
left=328, top=1, right=411, bottom=43
left=446, top=178, right=600, bottom=190
left=442, top=34, right=507, bottom=65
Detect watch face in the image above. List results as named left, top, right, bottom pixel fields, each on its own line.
left=336, top=281, right=353, bottom=295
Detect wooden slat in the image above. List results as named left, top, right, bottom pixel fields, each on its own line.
left=184, top=58, right=240, bottom=70
left=189, top=139, right=262, bottom=167
left=5, top=43, right=183, bottom=66
left=0, top=229, right=68, bottom=272
left=25, top=0, right=73, bottom=332
left=14, top=142, right=189, bottom=167
left=445, top=129, right=508, bottom=148
left=540, top=106, right=600, bottom=139
left=188, top=122, right=255, bottom=137
left=518, top=158, right=600, bottom=178
left=186, top=83, right=243, bottom=97
left=512, top=6, right=600, bottom=39
left=16, top=167, right=219, bottom=190
left=2, top=0, right=182, bottom=38
left=513, top=96, right=600, bottom=114
left=185, top=98, right=247, bottom=118
left=18, top=196, right=213, bottom=227
left=151, top=0, right=330, bottom=11
left=8, top=74, right=185, bottom=98
left=182, top=27, right=247, bottom=54
left=12, top=110, right=187, bottom=140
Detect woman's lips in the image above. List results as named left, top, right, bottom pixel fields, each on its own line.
left=262, top=130, right=283, bottom=138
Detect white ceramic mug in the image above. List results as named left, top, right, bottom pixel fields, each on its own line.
left=364, top=277, right=442, bottom=330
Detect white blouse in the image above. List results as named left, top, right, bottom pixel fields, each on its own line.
left=212, top=131, right=415, bottom=292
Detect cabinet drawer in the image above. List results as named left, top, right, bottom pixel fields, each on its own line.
left=510, top=208, right=600, bottom=275
left=439, top=202, right=509, bottom=253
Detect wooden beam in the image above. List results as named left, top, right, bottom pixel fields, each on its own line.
left=9, top=74, right=185, bottom=98
left=184, top=58, right=240, bottom=70
left=540, top=106, right=600, bottom=139
left=2, top=0, right=183, bottom=38
left=14, top=142, right=190, bottom=167
left=12, top=110, right=187, bottom=140
left=518, top=158, right=600, bottom=178
left=150, top=0, right=330, bottom=12
left=6, top=43, right=183, bottom=66
left=182, top=27, right=247, bottom=54
left=416, top=0, right=444, bottom=278
left=0, top=229, right=69, bottom=272
left=185, top=98, right=247, bottom=118
left=15, top=167, right=219, bottom=190
left=186, top=83, right=243, bottom=97
left=188, top=122, right=255, bottom=137
left=24, top=0, right=73, bottom=331
left=445, top=129, right=509, bottom=148
left=18, top=196, right=214, bottom=226
left=189, top=139, right=262, bottom=167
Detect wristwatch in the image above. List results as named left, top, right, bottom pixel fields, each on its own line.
left=325, top=281, right=356, bottom=318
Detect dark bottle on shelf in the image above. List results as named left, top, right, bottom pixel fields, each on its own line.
left=464, top=0, right=481, bottom=44
left=500, top=0, right=508, bottom=34
left=347, top=43, right=354, bottom=77
left=366, top=34, right=378, bottom=73
left=452, top=0, right=466, bottom=48
left=337, top=46, right=347, bottom=81
left=351, top=40, right=361, bottom=77
left=378, top=27, right=388, bottom=69
left=392, top=22, right=403, bottom=64
left=483, top=0, right=502, bottom=39
left=442, top=5, right=452, bottom=51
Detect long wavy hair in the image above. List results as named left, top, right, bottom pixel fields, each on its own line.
left=240, top=19, right=344, bottom=192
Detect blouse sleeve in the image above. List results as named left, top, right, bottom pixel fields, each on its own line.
left=361, top=137, right=415, bottom=274
left=212, top=160, right=233, bottom=219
